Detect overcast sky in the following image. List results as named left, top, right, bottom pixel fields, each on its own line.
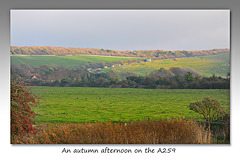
left=10, top=10, right=230, bottom=51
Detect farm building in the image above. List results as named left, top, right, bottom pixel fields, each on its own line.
left=30, top=74, right=42, bottom=80
left=144, top=59, right=151, bottom=62
left=31, top=75, right=37, bottom=80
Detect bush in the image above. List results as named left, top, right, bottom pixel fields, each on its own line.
left=11, top=78, right=39, bottom=142
left=189, top=97, right=226, bottom=122
left=12, top=118, right=211, bottom=144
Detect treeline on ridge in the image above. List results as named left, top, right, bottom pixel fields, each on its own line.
left=10, top=46, right=229, bottom=60
left=11, top=64, right=230, bottom=89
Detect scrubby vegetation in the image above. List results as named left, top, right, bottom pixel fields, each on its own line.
left=12, top=118, right=211, bottom=144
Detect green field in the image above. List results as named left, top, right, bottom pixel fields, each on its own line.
left=107, top=53, right=230, bottom=77
left=30, top=86, right=230, bottom=124
left=11, top=55, right=138, bottom=68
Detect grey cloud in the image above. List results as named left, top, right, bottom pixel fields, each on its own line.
left=11, top=10, right=230, bottom=51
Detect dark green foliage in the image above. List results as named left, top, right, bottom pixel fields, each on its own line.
left=184, top=72, right=194, bottom=82
left=150, top=67, right=175, bottom=78
left=189, top=97, right=226, bottom=122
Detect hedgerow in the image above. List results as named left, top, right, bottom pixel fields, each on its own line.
left=12, top=118, right=211, bottom=144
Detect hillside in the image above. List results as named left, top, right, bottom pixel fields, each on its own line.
left=10, top=46, right=230, bottom=89
left=11, top=53, right=230, bottom=78
left=102, top=53, right=230, bottom=77
left=11, top=55, right=138, bottom=68
left=10, top=46, right=229, bottom=60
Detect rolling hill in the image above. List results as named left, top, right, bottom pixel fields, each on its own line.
left=102, top=53, right=230, bottom=77
left=11, top=53, right=230, bottom=78
left=11, top=55, right=139, bottom=68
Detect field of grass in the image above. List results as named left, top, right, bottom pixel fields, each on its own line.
left=30, top=86, right=230, bottom=124
left=11, top=55, right=138, bottom=68
left=107, top=53, right=230, bottom=77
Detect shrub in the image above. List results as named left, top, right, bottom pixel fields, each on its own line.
left=11, top=78, right=39, bottom=142
left=189, top=97, right=226, bottom=122
left=12, top=118, right=211, bottom=144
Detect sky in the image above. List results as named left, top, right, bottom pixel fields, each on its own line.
left=10, top=10, right=230, bottom=51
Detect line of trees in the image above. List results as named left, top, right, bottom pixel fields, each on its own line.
left=10, top=46, right=230, bottom=60
left=11, top=63, right=230, bottom=89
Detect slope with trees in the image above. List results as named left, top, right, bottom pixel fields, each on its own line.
left=10, top=46, right=230, bottom=60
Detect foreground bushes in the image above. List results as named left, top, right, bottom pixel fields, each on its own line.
left=12, top=118, right=211, bottom=144
left=11, top=78, right=39, bottom=142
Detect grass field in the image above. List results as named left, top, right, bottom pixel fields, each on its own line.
left=30, top=86, right=230, bottom=124
left=11, top=55, right=138, bottom=68
left=107, top=53, right=230, bottom=77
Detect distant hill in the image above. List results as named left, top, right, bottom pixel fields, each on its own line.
left=11, top=55, right=138, bottom=68
left=105, top=53, right=230, bottom=77
left=10, top=46, right=230, bottom=60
